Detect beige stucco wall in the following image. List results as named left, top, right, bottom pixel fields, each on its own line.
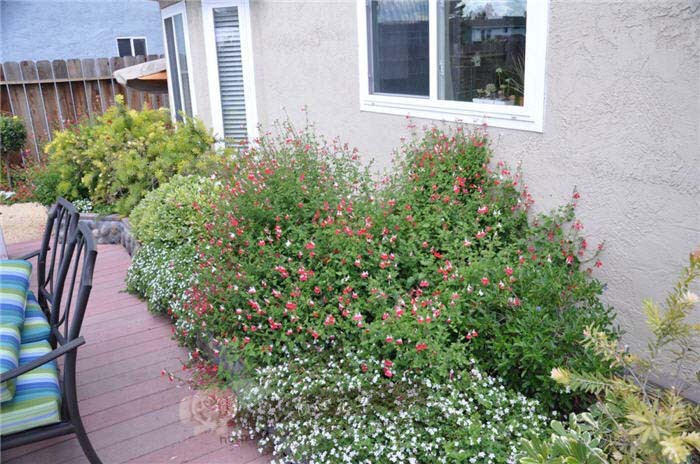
left=176, top=0, right=700, bottom=386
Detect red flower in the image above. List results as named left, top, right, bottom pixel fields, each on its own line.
left=384, top=359, right=393, bottom=368
left=415, top=343, right=428, bottom=352
left=504, top=266, right=513, bottom=276
left=324, top=314, right=336, bottom=326
left=383, top=368, right=393, bottom=378
left=481, top=277, right=490, bottom=286
left=286, top=302, right=298, bottom=311
left=477, top=205, right=489, bottom=215
left=361, top=363, right=368, bottom=372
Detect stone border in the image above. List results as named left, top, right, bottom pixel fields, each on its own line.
left=79, top=213, right=139, bottom=256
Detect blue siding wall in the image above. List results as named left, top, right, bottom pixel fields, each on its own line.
left=0, top=0, right=163, bottom=62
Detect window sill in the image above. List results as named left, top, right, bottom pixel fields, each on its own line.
left=359, top=96, right=544, bottom=133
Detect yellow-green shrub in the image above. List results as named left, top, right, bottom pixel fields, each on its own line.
left=43, top=97, right=220, bottom=214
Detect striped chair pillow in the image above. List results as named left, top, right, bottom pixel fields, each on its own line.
left=0, top=260, right=32, bottom=330
left=20, top=291, right=51, bottom=344
left=0, top=324, right=21, bottom=402
left=0, top=339, right=61, bottom=435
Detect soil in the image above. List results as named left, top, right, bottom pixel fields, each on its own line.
left=0, top=202, right=48, bottom=244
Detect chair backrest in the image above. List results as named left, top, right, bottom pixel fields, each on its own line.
left=48, top=222, right=97, bottom=345
left=37, top=198, right=79, bottom=315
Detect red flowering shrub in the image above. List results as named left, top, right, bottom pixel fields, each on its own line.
left=0, top=152, right=40, bottom=204
left=176, top=122, right=615, bottom=411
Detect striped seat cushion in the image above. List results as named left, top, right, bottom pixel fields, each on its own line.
left=0, top=325, right=21, bottom=402
left=0, top=339, right=61, bottom=436
left=0, top=260, right=32, bottom=329
left=20, top=291, right=51, bottom=344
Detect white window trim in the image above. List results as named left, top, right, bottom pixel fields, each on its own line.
left=356, top=0, right=549, bottom=132
left=201, top=0, right=259, bottom=142
left=115, top=36, right=148, bottom=57
left=161, top=1, right=198, bottom=119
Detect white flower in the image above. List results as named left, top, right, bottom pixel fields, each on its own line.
left=681, top=291, right=699, bottom=305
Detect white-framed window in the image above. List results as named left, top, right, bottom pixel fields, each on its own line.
left=357, top=0, right=549, bottom=132
left=202, top=0, right=258, bottom=144
left=162, top=2, right=197, bottom=120
left=116, top=37, right=148, bottom=57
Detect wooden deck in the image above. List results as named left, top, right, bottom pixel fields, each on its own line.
left=4, top=240, right=270, bottom=464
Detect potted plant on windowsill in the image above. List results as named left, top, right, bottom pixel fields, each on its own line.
left=473, top=64, right=524, bottom=106
left=472, top=83, right=515, bottom=105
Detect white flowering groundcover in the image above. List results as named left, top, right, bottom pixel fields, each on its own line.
left=233, top=352, right=550, bottom=464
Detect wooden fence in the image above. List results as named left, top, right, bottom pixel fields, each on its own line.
left=0, top=55, right=169, bottom=160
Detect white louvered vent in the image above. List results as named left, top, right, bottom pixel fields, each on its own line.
left=214, top=7, right=248, bottom=142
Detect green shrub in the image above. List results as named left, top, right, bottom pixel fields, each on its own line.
left=532, top=250, right=700, bottom=464
left=0, top=115, right=26, bottom=155
left=175, top=122, right=615, bottom=413
left=129, top=175, right=218, bottom=245
left=43, top=96, right=220, bottom=215
left=1, top=115, right=28, bottom=190
left=30, top=163, right=62, bottom=206
left=126, top=242, right=195, bottom=314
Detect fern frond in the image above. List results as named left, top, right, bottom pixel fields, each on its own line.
left=643, top=299, right=663, bottom=336
left=660, top=435, right=692, bottom=464
left=680, top=431, right=700, bottom=450
left=565, top=371, right=633, bottom=396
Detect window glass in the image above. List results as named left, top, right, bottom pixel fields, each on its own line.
left=439, top=0, right=526, bottom=106
left=164, top=17, right=183, bottom=118
left=368, top=0, right=429, bottom=96
left=133, top=38, right=147, bottom=56
left=117, top=38, right=132, bottom=57
left=173, top=14, right=193, bottom=116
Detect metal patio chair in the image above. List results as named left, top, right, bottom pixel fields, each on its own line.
left=1, top=222, right=102, bottom=463
left=15, top=198, right=80, bottom=328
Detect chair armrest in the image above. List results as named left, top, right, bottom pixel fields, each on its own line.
left=0, top=337, right=85, bottom=383
left=16, top=249, right=40, bottom=260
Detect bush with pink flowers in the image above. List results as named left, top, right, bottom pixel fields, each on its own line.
left=174, top=121, right=616, bottom=413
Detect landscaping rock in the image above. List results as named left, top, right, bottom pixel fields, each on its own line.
left=78, top=213, right=139, bottom=256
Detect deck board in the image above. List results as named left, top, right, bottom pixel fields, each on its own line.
left=4, top=240, right=270, bottom=464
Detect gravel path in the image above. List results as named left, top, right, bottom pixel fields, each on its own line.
left=0, top=202, right=48, bottom=244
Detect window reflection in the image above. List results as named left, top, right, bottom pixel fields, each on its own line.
left=439, top=0, right=526, bottom=106
left=369, top=0, right=429, bottom=97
